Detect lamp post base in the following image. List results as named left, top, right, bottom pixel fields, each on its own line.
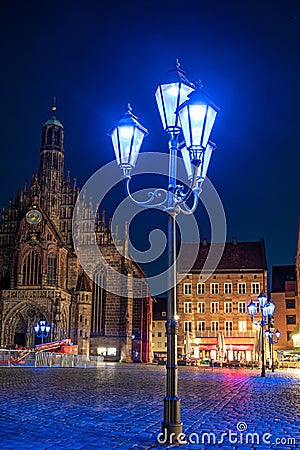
left=160, top=398, right=185, bottom=445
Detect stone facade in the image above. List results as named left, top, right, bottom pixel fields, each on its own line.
left=0, top=106, right=152, bottom=362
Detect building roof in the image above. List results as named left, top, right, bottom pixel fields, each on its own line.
left=152, top=297, right=167, bottom=320
left=271, top=265, right=296, bottom=293
left=43, top=115, right=64, bottom=129
left=179, top=238, right=267, bottom=273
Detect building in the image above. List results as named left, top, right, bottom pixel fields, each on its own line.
left=0, top=105, right=152, bottom=362
left=152, top=297, right=167, bottom=360
left=177, top=238, right=268, bottom=363
left=271, top=265, right=298, bottom=347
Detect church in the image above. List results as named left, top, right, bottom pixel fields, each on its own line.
left=0, top=104, right=152, bottom=362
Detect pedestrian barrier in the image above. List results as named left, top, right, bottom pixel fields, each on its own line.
left=0, top=349, right=105, bottom=368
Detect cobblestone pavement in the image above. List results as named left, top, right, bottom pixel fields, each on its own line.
left=0, top=365, right=299, bottom=449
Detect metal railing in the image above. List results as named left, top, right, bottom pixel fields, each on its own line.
left=0, top=350, right=105, bottom=368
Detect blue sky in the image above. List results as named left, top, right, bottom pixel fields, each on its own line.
left=0, top=0, right=299, bottom=281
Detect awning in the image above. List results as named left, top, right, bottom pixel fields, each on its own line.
left=229, top=344, right=253, bottom=351
left=197, top=345, right=217, bottom=350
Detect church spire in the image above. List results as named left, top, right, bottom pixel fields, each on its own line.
left=37, top=100, right=65, bottom=225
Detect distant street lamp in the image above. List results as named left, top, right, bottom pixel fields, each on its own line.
left=265, top=327, right=280, bottom=372
left=34, top=320, right=51, bottom=343
left=108, top=60, right=219, bottom=443
left=247, top=292, right=276, bottom=377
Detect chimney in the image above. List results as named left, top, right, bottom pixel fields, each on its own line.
left=233, top=237, right=238, bottom=245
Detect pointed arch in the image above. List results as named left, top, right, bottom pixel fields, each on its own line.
left=47, top=252, right=57, bottom=285
left=22, top=251, right=42, bottom=285
left=91, top=269, right=106, bottom=335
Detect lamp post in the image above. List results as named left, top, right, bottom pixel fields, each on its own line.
left=265, top=327, right=280, bottom=372
left=247, top=292, right=276, bottom=377
left=108, top=60, right=219, bottom=443
left=34, top=320, right=51, bottom=344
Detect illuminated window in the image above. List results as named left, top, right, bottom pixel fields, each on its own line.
left=107, top=347, right=117, bottom=356
left=97, top=347, right=106, bottom=355
left=238, top=283, right=246, bottom=294
left=238, top=321, right=247, bottom=332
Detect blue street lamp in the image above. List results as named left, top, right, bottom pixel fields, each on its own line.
left=108, top=60, right=219, bottom=444
left=247, top=292, right=276, bottom=377
left=265, top=327, right=281, bottom=372
left=34, top=320, right=51, bottom=343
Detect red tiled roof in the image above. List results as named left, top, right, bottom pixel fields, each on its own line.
left=179, top=238, right=267, bottom=273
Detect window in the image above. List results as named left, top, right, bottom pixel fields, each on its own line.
left=211, top=302, right=219, bottom=313
left=197, top=321, right=206, bottom=332
left=286, top=299, right=295, bottom=309
left=287, top=331, right=293, bottom=342
left=211, top=321, right=219, bottom=332
left=286, top=315, right=296, bottom=325
left=197, top=283, right=205, bottom=295
left=22, top=251, right=42, bottom=285
left=224, top=283, right=232, bottom=294
left=238, top=283, right=246, bottom=294
left=157, top=342, right=162, bottom=348
left=47, top=254, right=57, bottom=285
left=238, top=302, right=246, bottom=313
left=197, top=302, right=205, bottom=314
left=184, top=283, right=192, bottom=295
left=210, top=283, right=219, bottom=294
left=238, top=321, right=247, bottom=332
left=158, top=332, right=162, bottom=337
left=225, top=321, right=233, bottom=335
left=224, top=302, right=232, bottom=314
left=184, top=321, right=192, bottom=332
left=251, top=283, right=260, bottom=294
left=184, top=302, right=192, bottom=314
left=162, top=311, right=166, bottom=317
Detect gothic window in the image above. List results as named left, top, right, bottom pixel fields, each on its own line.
left=92, top=272, right=106, bottom=335
left=46, top=129, right=53, bottom=145
left=47, top=254, right=57, bottom=285
left=22, top=251, right=41, bottom=285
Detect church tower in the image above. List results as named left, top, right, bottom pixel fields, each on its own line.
left=38, top=99, right=64, bottom=227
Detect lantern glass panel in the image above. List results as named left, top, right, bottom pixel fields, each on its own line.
left=247, top=301, right=257, bottom=316
left=155, top=82, right=193, bottom=131
left=202, top=106, right=217, bottom=148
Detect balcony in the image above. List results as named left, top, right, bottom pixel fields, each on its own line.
left=194, top=330, right=255, bottom=339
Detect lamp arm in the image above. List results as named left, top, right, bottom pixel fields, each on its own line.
left=178, top=190, right=200, bottom=215
left=174, top=159, right=201, bottom=205
left=123, top=177, right=169, bottom=209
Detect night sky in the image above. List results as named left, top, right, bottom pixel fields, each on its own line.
left=0, top=0, right=299, bottom=284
